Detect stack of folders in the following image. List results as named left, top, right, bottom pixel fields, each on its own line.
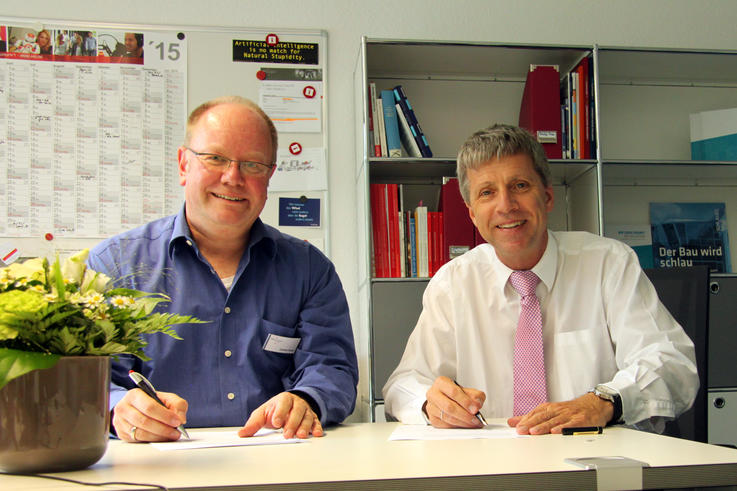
left=370, top=179, right=488, bottom=279
left=559, top=56, right=596, bottom=159
left=368, top=83, right=432, bottom=158
left=369, top=184, right=444, bottom=278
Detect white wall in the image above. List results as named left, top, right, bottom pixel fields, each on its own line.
left=5, top=0, right=737, bottom=420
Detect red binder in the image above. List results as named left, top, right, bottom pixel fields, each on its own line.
left=439, top=178, right=476, bottom=265
left=518, top=64, right=562, bottom=159
left=386, top=183, right=401, bottom=277
left=370, top=184, right=390, bottom=277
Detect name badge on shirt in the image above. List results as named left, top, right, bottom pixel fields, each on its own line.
left=263, top=333, right=301, bottom=354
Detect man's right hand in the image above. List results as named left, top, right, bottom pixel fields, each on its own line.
left=424, top=376, right=486, bottom=428
left=112, top=388, right=188, bottom=442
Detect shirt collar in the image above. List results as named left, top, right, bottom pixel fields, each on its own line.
left=533, top=230, right=558, bottom=292
left=167, top=204, right=277, bottom=260
left=491, top=229, right=558, bottom=295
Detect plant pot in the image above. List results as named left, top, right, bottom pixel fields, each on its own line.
left=0, top=355, right=110, bottom=473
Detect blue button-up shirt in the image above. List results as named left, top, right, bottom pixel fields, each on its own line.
left=88, top=206, right=358, bottom=427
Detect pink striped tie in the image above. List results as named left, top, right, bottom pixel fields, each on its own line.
left=510, top=270, right=547, bottom=416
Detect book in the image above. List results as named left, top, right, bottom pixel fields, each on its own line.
left=427, top=210, right=435, bottom=276
left=560, top=73, right=571, bottom=159
left=604, top=224, right=654, bottom=269
left=375, top=98, right=387, bottom=157
left=650, top=202, right=731, bottom=272
left=518, top=64, right=562, bottom=159
left=386, top=183, right=401, bottom=277
left=396, top=103, right=422, bottom=157
left=414, top=205, right=429, bottom=277
left=398, top=210, right=406, bottom=277
left=398, top=184, right=406, bottom=277
left=368, top=82, right=382, bottom=157
left=369, top=184, right=389, bottom=277
left=428, top=211, right=444, bottom=276
left=576, top=58, right=588, bottom=159
left=407, top=212, right=417, bottom=278
left=436, top=212, right=444, bottom=274
left=570, top=70, right=578, bottom=158
left=392, top=85, right=433, bottom=158
left=690, top=107, right=737, bottom=161
left=586, top=55, right=596, bottom=159
left=381, top=90, right=402, bottom=157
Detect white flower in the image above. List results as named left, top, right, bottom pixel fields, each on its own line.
left=68, top=292, right=84, bottom=304
left=80, top=269, right=111, bottom=294
left=30, top=284, right=46, bottom=293
left=110, top=296, right=129, bottom=308
left=4, top=257, right=46, bottom=283
left=84, top=293, right=105, bottom=306
left=61, top=249, right=89, bottom=285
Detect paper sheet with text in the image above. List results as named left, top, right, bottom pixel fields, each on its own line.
left=389, top=424, right=528, bottom=441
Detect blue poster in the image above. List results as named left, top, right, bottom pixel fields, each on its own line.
left=650, top=202, right=731, bottom=272
left=279, top=197, right=320, bottom=227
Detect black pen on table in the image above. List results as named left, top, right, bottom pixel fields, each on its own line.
left=453, top=379, right=488, bottom=426
left=562, top=426, right=603, bottom=435
left=128, top=370, right=190, bottom=439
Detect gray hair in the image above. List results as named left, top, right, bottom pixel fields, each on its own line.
left=185, top=96, right=278, bottom=164
left=456, top=124, right=551, bottom=203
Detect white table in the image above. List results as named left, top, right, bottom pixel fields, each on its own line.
left=2, top=421, right=737, bottom=489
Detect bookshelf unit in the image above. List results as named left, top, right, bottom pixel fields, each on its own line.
left=597, top=48, right=737, bottom=269
left=353, top=39, right=737, bottom=422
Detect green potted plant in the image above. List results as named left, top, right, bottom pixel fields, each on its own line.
left=0, top=249, right=201, bottom=474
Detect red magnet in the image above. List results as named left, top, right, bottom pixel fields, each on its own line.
left=303, top=85, right=316, bottom=99
left=289, top=142, right=303, bottom=155
left=266, top=34, right=279, bottom=46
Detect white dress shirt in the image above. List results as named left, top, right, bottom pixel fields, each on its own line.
left=382, top=230, right=698, bottom=432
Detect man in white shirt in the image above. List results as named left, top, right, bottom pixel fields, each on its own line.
left=382, top=124, right=698, bottom=435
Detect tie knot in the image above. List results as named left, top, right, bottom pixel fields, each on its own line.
left=509, top=270, right=540, bottom=298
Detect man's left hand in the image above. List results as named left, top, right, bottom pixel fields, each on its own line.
left=507, top=392, right=613, bottom=435
left=238, top=392, right=323, bottom=439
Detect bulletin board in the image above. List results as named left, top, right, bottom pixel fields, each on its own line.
left=0, top=16, right=329, bottom=262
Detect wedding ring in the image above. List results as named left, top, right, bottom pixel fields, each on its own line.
left=440, top=409, right=444, bottom=421
left=130, top=426, right=138, bottom=441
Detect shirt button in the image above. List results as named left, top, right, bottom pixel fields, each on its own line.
left=224, top=350, right=232, bottom=358
left=224, top=307, right=231, bottom=314
left=227, top=392, right=235, bottom=400
left=186, top=240, right=192, bottom=246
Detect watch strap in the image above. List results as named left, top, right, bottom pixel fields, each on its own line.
left=590, top=385, right=623, bottom=425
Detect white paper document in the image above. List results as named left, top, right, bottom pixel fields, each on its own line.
left=389, top=424, right=527, bottom=441
left=269, top=147, right=327, bottom=192
left=150, top=429, right=304, bottom=451
left=259, top=80, right=322, bottom=133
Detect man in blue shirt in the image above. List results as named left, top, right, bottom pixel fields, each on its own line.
left=88, top=96, right=358, bottom=442
left=83, top=31, right=97, bottom=56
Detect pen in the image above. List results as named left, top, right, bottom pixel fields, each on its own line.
left=562, top=426, right=603, bottom=435
left=453, top=379, right=488, bottom=426
left=128, top=370, right=190, bottom=439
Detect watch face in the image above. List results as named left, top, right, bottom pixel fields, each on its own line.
left=595, top=385, right=617, bottom=399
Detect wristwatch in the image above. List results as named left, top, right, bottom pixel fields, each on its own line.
left=590, top=384, right=623, bottom=425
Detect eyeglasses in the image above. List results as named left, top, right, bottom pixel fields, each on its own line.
left=185, top=147, right=274, bottom=177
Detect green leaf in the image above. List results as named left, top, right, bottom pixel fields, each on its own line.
left=0, top=348, right=59, bottom=390
left=51, top=256, right=66, bottom=297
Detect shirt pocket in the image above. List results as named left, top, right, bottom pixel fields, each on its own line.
left=260, top=318, right=300, bottom=354
left=551, top=328, right=614, bottom=398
